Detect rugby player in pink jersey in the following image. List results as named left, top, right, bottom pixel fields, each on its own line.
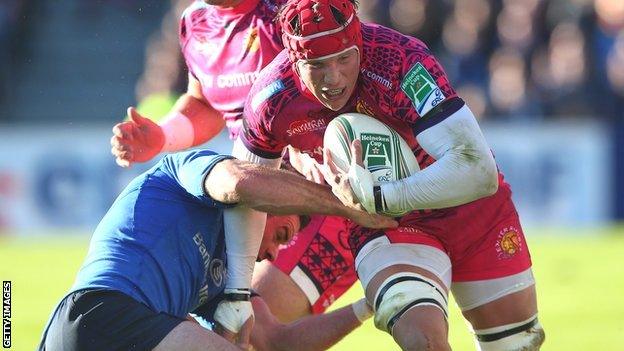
left=233, top=0, right=546, bottom=349
left=109, top=0, right=368, bottom=337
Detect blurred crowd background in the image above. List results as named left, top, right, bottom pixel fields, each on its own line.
left=0, top=0, right=622, bottom=230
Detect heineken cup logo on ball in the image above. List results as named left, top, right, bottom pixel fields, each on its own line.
left=361, top=133, right=393, bottom=182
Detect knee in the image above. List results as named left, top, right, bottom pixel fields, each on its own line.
left=393, top=321, right=451, bottom=351
left=474, top=316, right=545, bottom=351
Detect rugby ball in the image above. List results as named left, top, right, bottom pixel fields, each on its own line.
left=323, top=112, right=420, bottom=216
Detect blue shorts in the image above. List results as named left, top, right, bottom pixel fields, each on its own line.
left=38, top=289, right=185, bottom=351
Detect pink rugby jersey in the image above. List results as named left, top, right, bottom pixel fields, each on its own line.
left=179, top=0, right=285, bottom=139
left=241, top=22, right=512, bottom=220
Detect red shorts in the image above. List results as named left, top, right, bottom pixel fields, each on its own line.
left=271, top=215, right=358, bottom=314
left=349, top=184, right=532, bottom=282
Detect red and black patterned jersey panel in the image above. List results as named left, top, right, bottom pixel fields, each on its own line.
left=242, top=23, right=462, bottom=168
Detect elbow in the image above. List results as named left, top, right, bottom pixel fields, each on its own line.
left=206, top=159, right=249, bottom=204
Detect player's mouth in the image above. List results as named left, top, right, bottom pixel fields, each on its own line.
left=321, top=87, right=345, bottom=101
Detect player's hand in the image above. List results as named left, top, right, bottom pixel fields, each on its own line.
left=110, top=107, right=165, bottom=167
left=288, top=147, right=325, bottom=184
left=323, top=141, right=396, bottom=228
left=214, top=299, right=254, bottom=350
left=322, top=140, right=375, bottom=212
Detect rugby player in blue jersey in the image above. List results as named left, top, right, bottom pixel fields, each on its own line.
left=38, top=150, right=396, bottom=351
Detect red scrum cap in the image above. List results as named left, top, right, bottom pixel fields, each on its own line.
left=279, top=0, right=363, bottom=62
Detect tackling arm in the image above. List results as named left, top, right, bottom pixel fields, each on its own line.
left=377, top=103, right=498, bottom=213
left=250, top=296, right=372, bottom=351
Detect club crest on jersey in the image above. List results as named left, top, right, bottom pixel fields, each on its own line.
left=495, top=226, right=522, bottom=260
left=401, top=63, right=445, bottom=116
left=242, top=26, right=260, bottom=54
left=361, top=133, right=394, bottom=182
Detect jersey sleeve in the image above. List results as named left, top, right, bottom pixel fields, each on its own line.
left=239, top=78, right=290, bottom=159
left=392, top=41, right=464, bottom=135
left=178, top=2, right=206, bottom=79
left=168, top=150, right=236, bottom=208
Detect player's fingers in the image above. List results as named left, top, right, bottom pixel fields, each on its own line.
left=127, top=106, right=148, bottom=126
left=115, top=156, right=131, bottom=168
left=112, top=122, right=133, bottom=139
left=214, top=323, right=236, bottom=343
left=323, top=148, right=340, bottom=176
left=236, top=317, right=254, bottom=350
left=311, top=164, right=326, bottom=184
left=110, top=135, right=132, bottom=152
left=351, top=139, right=364, bottom=167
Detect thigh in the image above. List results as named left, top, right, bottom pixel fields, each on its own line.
left=354, top=232, right=452, bottom=335
left=153, top=321, right=239, bottom=351
left=262, top=215, right=357, bottom=316
left=41, top=289, right=184, bottom=351
left=453, top=269, right=538, bottom=329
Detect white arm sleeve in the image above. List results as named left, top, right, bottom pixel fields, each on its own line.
left=223, top=138, right=281, bottom=289
left=379, top=104, right=498, bottom=213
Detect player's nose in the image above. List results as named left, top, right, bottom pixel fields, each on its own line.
left=266, top=247, right=279, bottom=262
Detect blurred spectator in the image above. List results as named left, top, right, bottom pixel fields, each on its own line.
left=354, top=0, right=623, bottom=121
left=0, top=1, right=30, bottom=108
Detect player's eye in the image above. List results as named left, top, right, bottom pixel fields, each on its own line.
left=276, top=227, right=289, bottom=243
left=305, top=61, right=324, bottom=69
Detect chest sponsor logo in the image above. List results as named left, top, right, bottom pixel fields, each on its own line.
left=203, top=72, right=260, bottom=89
left=361, top=68, right=392, bottom=89
left=401, top=63, right=445, bottom=116
left=495, top=226, right=522, bottom=260
left=361, top=133, right=394, bottom=182
left=251, top=80, right=285, bottom=111
left=286, top=119, right=327, bottom=136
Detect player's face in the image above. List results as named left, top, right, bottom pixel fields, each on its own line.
left=296, top=47, right=360, bottom=111
left=258, top=215, right=301, bottom=262
left=203, top=0, right=244, bottom=7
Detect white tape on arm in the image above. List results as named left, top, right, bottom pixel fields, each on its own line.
left=160, top=111, right=195, bottom=152
left=380, top=105, right=498, bottom=212
left=223, top=206, right=266, bottom=290
left=222, top=138, right=277, bottom=290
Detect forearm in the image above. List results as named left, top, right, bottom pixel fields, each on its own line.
left=160, top=93, right=225, bottom=151
left=222, top=207, right=266, bottom=290
left=264, top=304, right=363, bottom=351
left=379, top=104, right=498, bottom=213
left=234, top=163, right=352, bottom=217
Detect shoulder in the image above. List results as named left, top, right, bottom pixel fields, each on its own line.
left=362, top=23, right=432, bottom=75
left=179, top=1, right=216, bottom=47
left=246, top=51, right=299, bottom=120
left=257, top=0, right=287, bottom=16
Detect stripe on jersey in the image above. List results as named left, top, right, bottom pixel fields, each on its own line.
left=411, top=97, right=464, bottom=136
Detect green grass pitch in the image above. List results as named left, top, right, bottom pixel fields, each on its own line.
left=1, top=227, right=623, bottom=350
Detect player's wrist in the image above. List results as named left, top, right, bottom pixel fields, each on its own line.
left=223, top=288, right=251, bottom=301
left=351, top=298, right=374, bottom=323
left=159, top=111, right=195, bottom=152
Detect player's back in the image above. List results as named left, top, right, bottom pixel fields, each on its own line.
left=72, top=150, right=232, bottom=318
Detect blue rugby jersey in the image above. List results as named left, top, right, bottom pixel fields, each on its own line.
left=71, top=150, right=234, bottom=318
